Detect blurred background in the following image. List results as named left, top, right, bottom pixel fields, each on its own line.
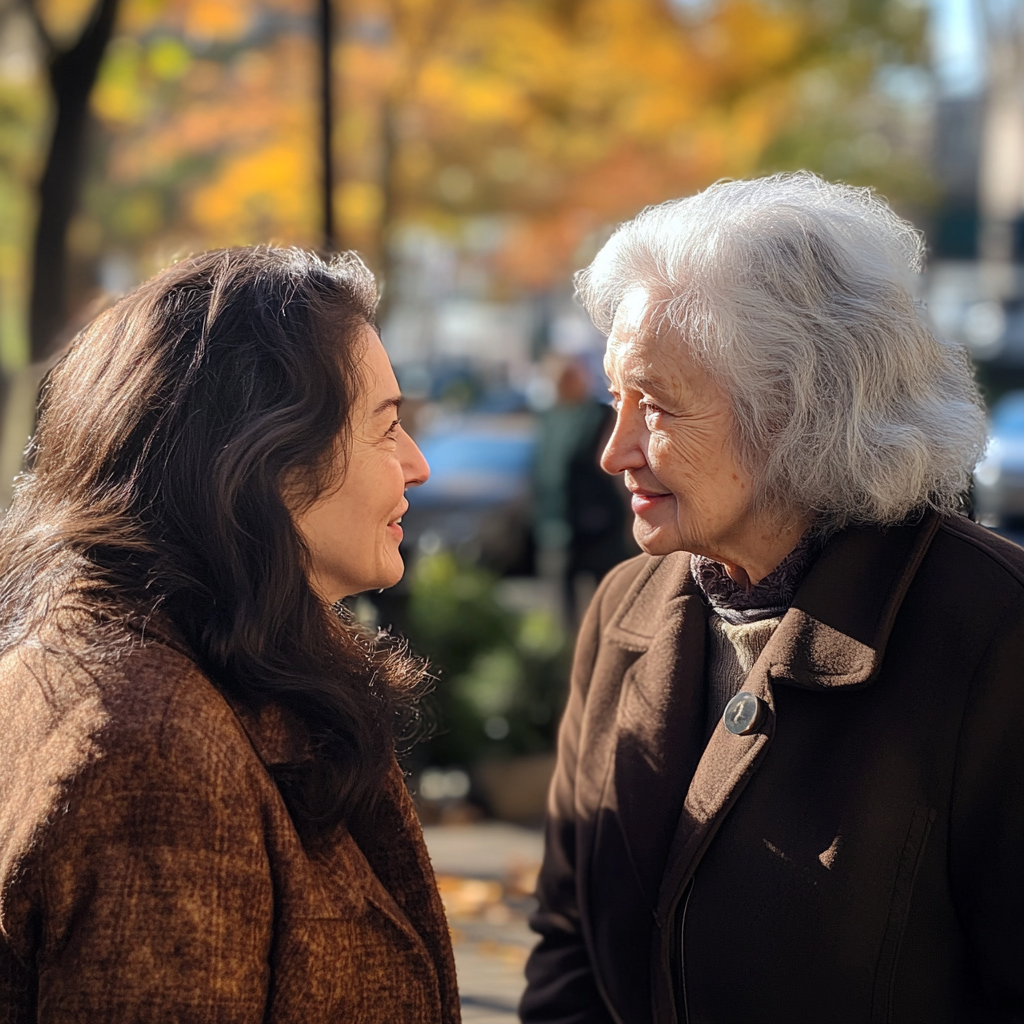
left=1, top=0, right=1022, bottom=1016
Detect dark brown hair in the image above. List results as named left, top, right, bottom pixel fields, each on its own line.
left=0, top=246, right=426, bottom=835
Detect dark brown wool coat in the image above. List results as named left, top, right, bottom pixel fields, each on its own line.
left=0, top=620, right=460, bottom=1023
left=521, top=513, right=1024, bottom=1024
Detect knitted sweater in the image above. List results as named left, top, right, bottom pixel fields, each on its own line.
left=694, top=532, right=825, bottom=734
left=704, top=615, right=781, bottom=735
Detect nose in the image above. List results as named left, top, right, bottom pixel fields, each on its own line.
left=401, top=428, right=430, bottom=489
left=600, top=403, right=647, bottom=476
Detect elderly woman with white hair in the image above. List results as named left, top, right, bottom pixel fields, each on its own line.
left=520, top=172, right=1023, bottom=1024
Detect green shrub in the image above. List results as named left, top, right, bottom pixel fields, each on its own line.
left=407, top=552, right=570, bottom=765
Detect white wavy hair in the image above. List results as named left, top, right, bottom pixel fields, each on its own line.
left=577, top=171, right=987, bottom=533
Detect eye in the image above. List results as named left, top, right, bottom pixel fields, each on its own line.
left=608, top=391, right=621, bottom=411
left=385, top=418, right=401, bottom=438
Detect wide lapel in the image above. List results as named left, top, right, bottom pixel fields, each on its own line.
left=348, top=761, right=461, bottom=1023
left=600, top=552, right=709, bottom=912
left=229, top=702, right=450, bottom=996
left=651, top=513, right=943, bottom=1002
left=655, top=514, right=942, bottom=916
left=768, top=513, right=941, bottom=689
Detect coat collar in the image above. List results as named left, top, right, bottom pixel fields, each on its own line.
left=604, top=512, right=941, bottom=691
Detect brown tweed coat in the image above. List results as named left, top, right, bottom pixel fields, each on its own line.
left=521, top=512, right=1024, bottom=1023
left=0, top=618, right=460, bottom=1023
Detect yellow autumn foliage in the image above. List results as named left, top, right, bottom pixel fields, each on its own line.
left=7, top=0, right=930, bottom=307
left=189, top=141, right=315, bottom=242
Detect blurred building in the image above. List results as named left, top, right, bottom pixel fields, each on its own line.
left=927, top=1, right=1024, bottom=391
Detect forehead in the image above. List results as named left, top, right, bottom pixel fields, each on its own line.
left=605, top=289, right=654, bottom=369
left=603, top=294, right=712, bottom=402
left=604, top=307, right=679, bottom=387
left=605, top=330, right=655, bottom=378
left=357, top=329, right=398, bottom=393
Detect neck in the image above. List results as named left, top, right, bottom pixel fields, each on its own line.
left=715, top=517, right=811, bottom=589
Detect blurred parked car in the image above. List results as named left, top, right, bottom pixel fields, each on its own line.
left=403, top=411, right=537, bottom=571
left=974, top=390, right=1024, bottom=527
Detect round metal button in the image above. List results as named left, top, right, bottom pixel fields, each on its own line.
left=722, top=691, right=765, bottom=735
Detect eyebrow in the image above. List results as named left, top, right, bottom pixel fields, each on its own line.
left=373, top=394, right=403, bottom=417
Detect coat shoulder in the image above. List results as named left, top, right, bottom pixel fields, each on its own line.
left=595, top=551, right=692, bottom=620
left=933, top=515, right=1024, bottom=594
left=0, top=626, right=267, bottom=905
left=0, top=627, right=253, bottom=781
left=595, top=553, right=656, bottom=613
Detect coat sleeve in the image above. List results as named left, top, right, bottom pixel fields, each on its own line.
left=949, top=594, right=1024, bottom=1019
left=6, top=682, right=275, bottom=1023
left=519, top=563, right=636, bottom=1024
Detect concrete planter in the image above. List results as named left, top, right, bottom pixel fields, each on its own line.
left=473, top=753, right=556, bottom=825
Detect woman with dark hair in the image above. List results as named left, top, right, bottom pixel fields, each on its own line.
left=0, top=247, right=459, bottom=1022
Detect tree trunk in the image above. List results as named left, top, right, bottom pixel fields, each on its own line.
left=28, top=0, right=120, bottom=362
left=318, top=0, right=336, bottom=252
left=375, top=97, right=398, bottom=325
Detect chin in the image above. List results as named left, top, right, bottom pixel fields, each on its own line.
left=633, top=521, right=684, bottom=557
left=377, top=559, right=405, bottom=592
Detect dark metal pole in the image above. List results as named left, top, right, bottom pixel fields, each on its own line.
left=318, top=0, right=335, bottom=251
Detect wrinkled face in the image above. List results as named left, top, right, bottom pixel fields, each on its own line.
left=601, top=290, right=757, bottom=562
left=292, top=327, right=429, bottom=602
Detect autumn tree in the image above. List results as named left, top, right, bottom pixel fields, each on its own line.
left=339, top=0, right=932, bottom=292
left=22, top=0, right=120, bottom=360
left=3, top=0, right=933, bottom=319
left=82, top=0, right=322, bottom=275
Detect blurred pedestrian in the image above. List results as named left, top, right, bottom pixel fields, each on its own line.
left=533, top=357, right=631, bottom=622
left=0, top=247, right=459, bottom=1022
left=521, top=173, right=1023, bottom=1022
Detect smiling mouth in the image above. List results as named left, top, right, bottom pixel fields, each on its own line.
left=630, top=490, right=671, bottom=514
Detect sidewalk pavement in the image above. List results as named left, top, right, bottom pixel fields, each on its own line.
left=423, top=822, right=544, bottom=1024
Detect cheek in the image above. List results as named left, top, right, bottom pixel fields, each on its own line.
left=648, top=427, right=752, bottom=515
left=648, top=431, right=702, bottom=485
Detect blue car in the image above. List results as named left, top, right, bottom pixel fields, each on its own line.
left=403, top=413, right=538, bottom=568
left=410, top=417, right=536, bottom=507
left=974, top=391, right=1024, bottom=526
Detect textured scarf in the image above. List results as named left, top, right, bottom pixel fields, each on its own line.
left=690, top=532, right=824, bottom=625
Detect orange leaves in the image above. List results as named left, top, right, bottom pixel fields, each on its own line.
left=496, top=209, right=601, bottom=291
left=189, top=142, right=317, bottom=243
left=55, top=0, right=929, bottom=293
left=415, top=63, right=516, bottom=126
left=136, top=0, right=256, bottom=43
left=339, top=181, right=385, bottom=231
left=179, top=0, right=252, bottom=42
left=701, top=0, right=806, bottom=84
left=337, top=0, right=823, bottom=284
left=92, top=9, right=320, bottom=249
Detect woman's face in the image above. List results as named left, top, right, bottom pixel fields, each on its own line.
left=601, top=290, right=761, bottom=570
left=292, top=327, right=429, bottom=602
